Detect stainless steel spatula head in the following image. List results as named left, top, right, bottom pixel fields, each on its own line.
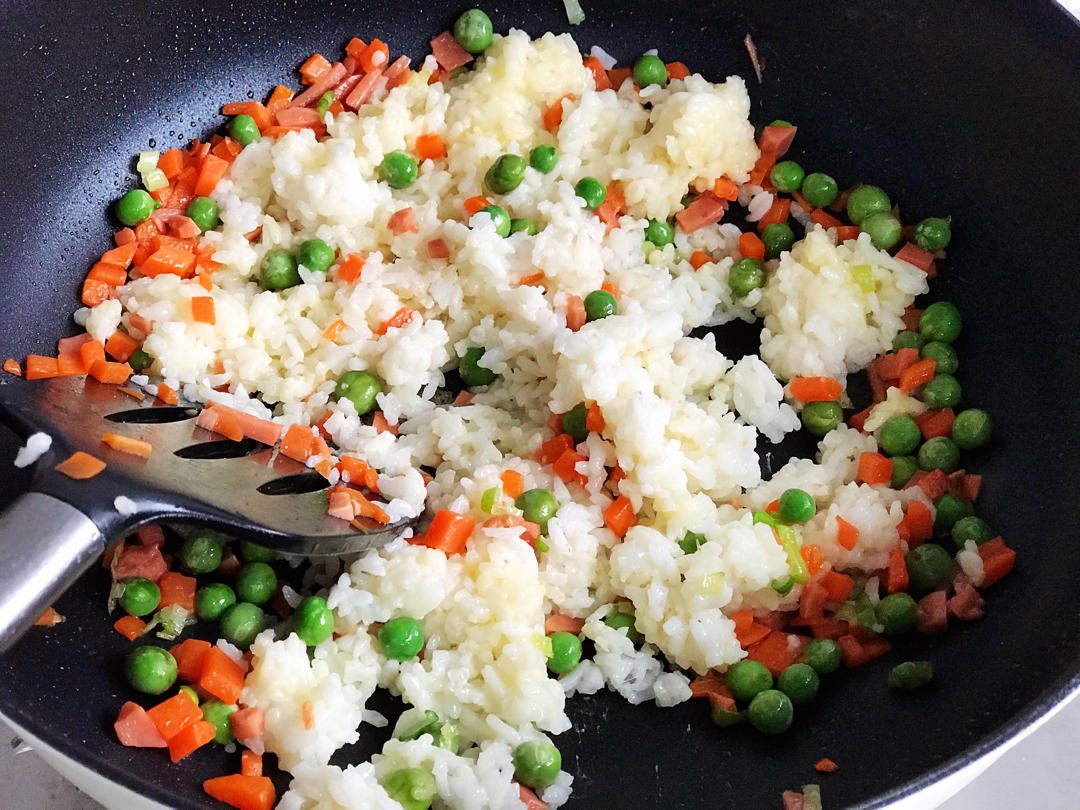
left=0, top=375, right=410, bottom=652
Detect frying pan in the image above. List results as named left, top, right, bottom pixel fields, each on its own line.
left=1, top=1, right=1078, bottom=807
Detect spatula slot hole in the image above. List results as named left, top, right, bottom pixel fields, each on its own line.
left=174, top=438, right=263, bottom=459
left=256, top=472, right=329, bottom=496
left=106, top=406, right=198, bottom=424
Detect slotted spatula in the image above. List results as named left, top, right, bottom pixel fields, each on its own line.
left=0, top=375, right=409, bottom=653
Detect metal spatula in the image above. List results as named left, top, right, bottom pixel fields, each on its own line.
left=0, top=375, right=409, bottom=653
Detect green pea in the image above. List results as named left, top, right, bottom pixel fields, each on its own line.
left=513, top=741, right=562, bottom=789
left=769, top=161, right=805, bottom=193
left=453, top=8, right=494, bottom=53
left=604, top=610, right=642, bottom=643
left=185, top=197, right=220, bottom=232
left=546, top=631, right=582, bottom=675
left=195, top=583, right=236, bottom=622
left=729, top=257, right=766, bottom=298
left=934, top=494, right=974, bottom=536
left=920, top=341, right=958, bottom=375
left=335, top=369, right=382, bottom=414
left=632, top=53, right=667, bottom=87
left=747, top=689, right=794, bottom=734
left=914, top=217, right=951, bottom=251
left=574, top=176, right=606, bottom=210
left=952, top=408, right=991, bottom=449
left=905, top=543, right=954, bottom=591
left=238, top=540, right=276, bottom=563
left=861, top=212, right=902, bottom=250
left=125, top=646, right=178, bottom=695
left=888, top=660, right=934, bottom=690
left=294, top=596, right=334, bottom=646
left=379, top=616, right=424, bottom=660
left=115, top=189, right=158, bottom=226
left=846, top=184, right=891, bottom=225
left=128, top=348, right=153, bottom=373
left=778, top=488, right=815, bottom=523
left=875, top=592, right=918, bottom=636
left=583, top=289, right=619, bottom=321
left=515, top=488, right=559, bottom=533
left=228, top=114, right=261, bottom=146
left=220, top=602, right=265, bottom=648
left=801, top=638, right=842, bottom=675
left=679, top=531, right=706, bottom=554
left=776, top=663, right=820, bottom=705
left=801, top=172, right=838, bottom=208
left=259, top=249, right=301, bottom=291
left=645, top=219, right=674, bottom=247
left=200, top=700, right=237, bottom=744
left=383, top=767, right=438, bottom=810
left=179, top=531, right=223, bottom=574
left=919, top=301, right=962, bottom=343
left=726, top=659, right=773, bottom=702
left=509, top=217, right=537, bottom=235
left=710, top=704, right=745, bottom=727
left=921, top=374, right=962, bottom=409
left=768, top=120, right=793, bottom=128
left=918, top=436, right=960, bottom=473
left=762, top=222, right=795, bottom=259
left=951, top=515, right=993, bottom=548
left=396, top=710, right=442, bottom=742
left=878, top=416, right=922, bottom=457
left=297, top=239, right=335, bottom=273
left=476, top=204, right=511, bottom=237
left=485, top=154, right=527, bottom=195
left=235, top=562, right=276, bottom=605
left=378, top=150, right=419, bottom=189
left=561, top=402, right=589, bottom=442
left=801, top=401, right=843, bottom=437
left=893, top=330, right=926, bottom=351
left=891, top=456, right=919, bottom=489
left=529, top=145, right=558, bottom=174
left=119, top=577, right=160, bottom=617
left=459, top=346, right=497, bottom=387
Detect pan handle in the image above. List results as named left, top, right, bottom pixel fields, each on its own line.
left=0, top=492, right=105, bottom=654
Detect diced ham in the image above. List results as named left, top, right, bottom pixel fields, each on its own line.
left=291, top=62, right=348, bottom=107
left=114, top=544, right=168, bottom=582
left=169, top=215, right=201, bottom=239
left=895, top=242, right=937, bottom=275
left=916, top=590, right=948, bottom=634
left=345, top=68, right=384, bottom=109
left=674, top=193, right=726, bottom=233
left=947, top=470, right=982, bottom=501
left=149, top=206, right=183, bottom=232
left=388, top=207, right=418, bottom=235
left=135, top=525, right=165, bottom=547
left=114, top=702, right=168, bottom=748
left=274, top=106, right=325, bottom=128
left=427, top=238, right=450, bottom=259
left=781, top=790, right=805, bottom=810
left=327, top=489, right=356, bottom=521
left=229, top=706, right=265, bottom=739
left=383, top=55, right=411, bottom=89
left=904, top=468, right=948, bottom=501
left=565, top=295, right=586, bottom=331
left=481, top=514, right=541, bottom=544
left=947, top=582, right=985, bottom=621
left=429, top=31, right=473, bottom=71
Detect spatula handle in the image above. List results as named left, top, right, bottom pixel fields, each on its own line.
left=0, top=492, right=106, bottom=654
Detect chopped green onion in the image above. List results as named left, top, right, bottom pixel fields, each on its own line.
left=771, top=575, right=795, bottom=595
left=700, top=572, right=726, bottom=595
left=850, top=264, right=875, bottom=292
left=535, top=537, right=550, bottom=552
left=141, top=168, right=169, bottom=192
left=562, top=0, right=585, bottom=24
left=137, top=151, right=159, bottom=172
left=317, top=91, right=334, bottom=116
left=752, top=510, right=780, bottom=528
left=152, top=605, right=193, bottom=641
left=774, top=524, right=809, bottom=584
left=480, top=486, right=500, bottom=513
left=802, top=784, right=823, bottom=810
left=531, top=634, right=554, bottom=658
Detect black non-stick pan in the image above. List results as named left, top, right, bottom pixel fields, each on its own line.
left=1, top=1, right=1078, bottom=807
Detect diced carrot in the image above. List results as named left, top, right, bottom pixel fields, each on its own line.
left=190, top=296, right=216, bottom=325
left=500, top=469, right=525, bottom=500
left=101, top=242, right=137, bottom=269
left=747, top=631, right=803, bottom=676
left=88, top=262, right=128, bottom=286
left=810, top=208, right=843, bottom=231
left=203, top=774, right=276, bottom=810
left=688, top=671, right=737, bottom=711
left=141, top=245, right=196, bottom=279
left=565, top=294, right=586, bottom=331
left=229, top=706, right=265, bottom=740
left=895, top=242, right=936, bottom=274
left=552, top=449, right=588, bottom=487
left=543, top=94, right=574, bottom=132
left=820, top=570, right=855, bottom=603
left=82, top=277, right=112, bottom=306
left=415, top=133, right=446, bottom=161
left=517, top=271, right=546, bottom=287
left=147, top=693, right=203, bottom=742
left=735, top=618, right=771, bottom=649
left=25, top=355, right=61, bottom=379
left=372, top=411, right=398, bottom=437
left=55, top=451, right=106, bottom=480
left=277, top=423, right=313, bottom=463
left=202, top=402, right=283, bottom=445
left=583, top=55, right=612, bottom=90
left=168, top=719, right=215, bottom=763
left=113, top=615, right=145, bottom=640
left=593, top=182, right=626, bottom=228
left=464, top=195, right=491, bottom=217
left=241, top=750, right=263, bottom=777
left=544, top=614, right=585, bottom=635
left=327, top=489, right=356, bottom=521
left=298, top=700, right=316, bottom=730
left=153, top=383, right=178, bottom=406
left=172, top=638, right=212, bottom=683
left=102, top=432, right=153, bottom=458
left=800, top=544, right=824, bottom=575
left=586, top=402, right=605, bottom=433
left=212, top=137, right=244, bottom=163
left=738, top=231, right=765, bottom=261
left=914, top=407, right=955, bottom=439
left=3, top=358, right=22, bottom=376
left=89, top=360, right=133, bottom=385
left=978, top=538, right=1016, bottom=587
left=336, top=253, right=366, bottom=283
left=831, top=515, right=859, bottom=553
left=199, top=646, right=246, bottom=704
left=604, top=495, right=636, bottom=538
left=538, top=434, right=575, bottom=465
left=756, top=198, right=791, bottom=231
left=114, top=701, right=168, bottom=748
left=607, top=66, right=633, bottom=88
left=665, top=60, right=690, bottom=80
left=412, top=510, right=476, bottom=555
left=788, top=376, right=843, bottom=403
left=157, top=149, right=187, bottom=180
left=835, top=225, right=861, bottom=242
left=194, top=154, right=229, bottom=197
left=899, top=358, right=936, bottom=394
left=157, top=571, right=196, bottom=612
left=388, top=207, right=418, bottom=235
left=904, top=500, right=934, bottom=544
left=104, top=331, right=140, bottom=363
left=222, top=101, right=273, bottom=132
left=299, top=53, right=332, bottom=85
left=856, top=452, right=893, bottom=485
left=815, top=758, right=839, bottom=773
left=57, top=334, right=92, bottom=375
left=675, top=193, right=726, bottom=232
left=711, top=176, right=739, bottom=201
left=885, top=544, right=910, bottom=593
left=358, top=38, right=389, bottom=73
left=322, top=319, right=346, bottom=341
left=377, top=307, right=415, bottom=335
left=689, top=251, right=713, bottom=270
